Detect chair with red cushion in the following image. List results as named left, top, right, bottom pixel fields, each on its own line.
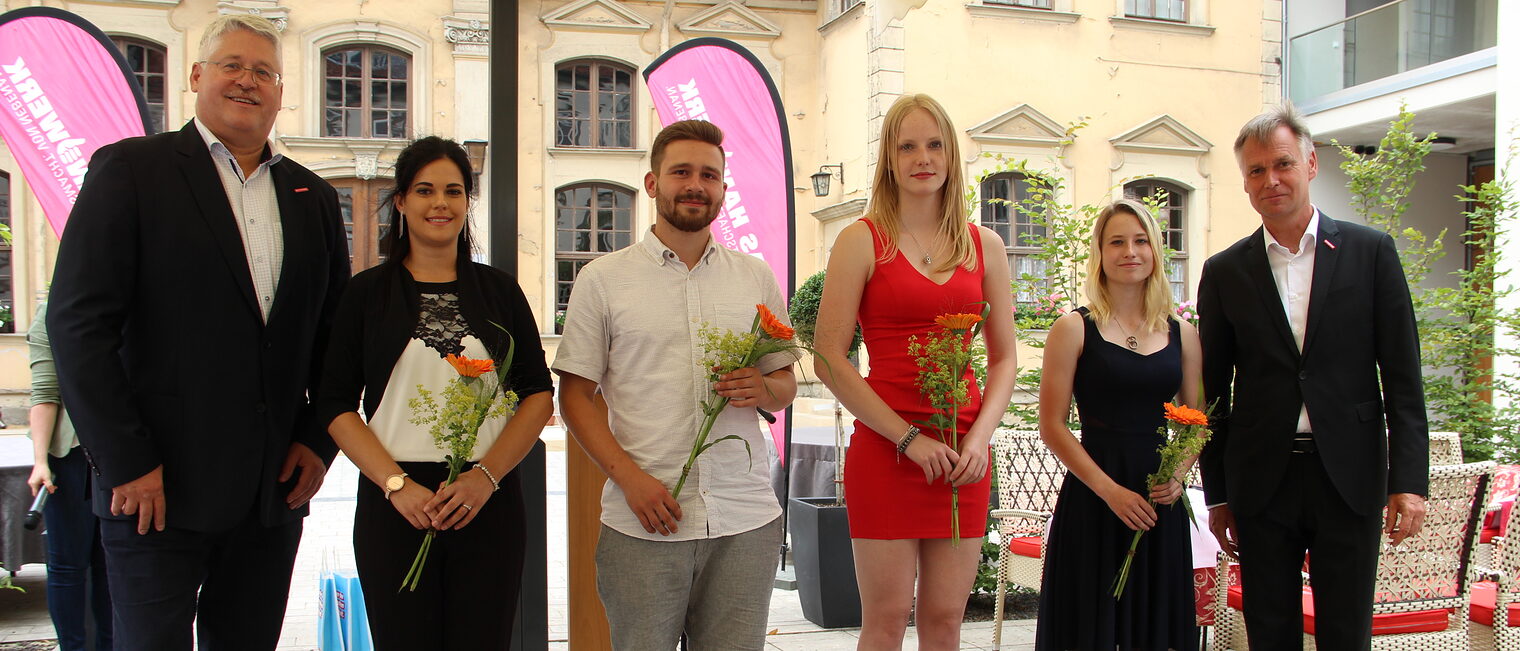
left=1470, top=533, right=1520, bottom=650
left=1210, top=461, right=1494, bottom=650
left=989, top=428, right=1068, bottom=650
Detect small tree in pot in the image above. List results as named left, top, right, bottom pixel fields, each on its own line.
left=786, top=270, right=863, bottom=627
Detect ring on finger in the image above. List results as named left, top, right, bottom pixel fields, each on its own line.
left=463, top=504, right=473, bottom=511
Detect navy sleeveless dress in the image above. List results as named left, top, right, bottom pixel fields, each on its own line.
left=1035, top=308, right=1197, bottom=650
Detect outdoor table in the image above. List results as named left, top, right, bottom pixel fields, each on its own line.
left=0, top=435, right=47, bottom=573
left=770, top=425, right=850, bottom=504
left=1186, top=487, right=1232, bottom=626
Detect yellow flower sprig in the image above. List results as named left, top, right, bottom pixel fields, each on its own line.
left=672, top=304, right=806, bottom=500
left=1112, top=400, right=1214, bottom=599
left=399, top=329, right=519, bottom=592
left=907, top=306, right=990, bottom=546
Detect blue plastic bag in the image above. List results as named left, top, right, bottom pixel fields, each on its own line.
left=318, top=562, right=374, bottom=651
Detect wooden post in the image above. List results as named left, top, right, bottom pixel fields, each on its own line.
left=567, top=430, right=612, bottom=649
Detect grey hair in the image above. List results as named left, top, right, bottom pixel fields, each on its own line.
left=1234, top=103, right=1313, bottom=159
left=198, top=15, right=283, bottom=64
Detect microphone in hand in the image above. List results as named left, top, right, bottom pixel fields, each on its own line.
left=24, top=490, right=47, bottom=531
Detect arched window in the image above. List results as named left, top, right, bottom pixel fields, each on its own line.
left=980, top=171, right=1047, bottom=304
left=323, top=46, right=410, bottom=138
left=330, top=178, right=390, bottom=274
left=1124, top=180, right=1189, bottom=302
left=555, top=182, right=634, bottom=329
left=111, top=37, right=168, bottom=134
left=0, top=170, right=12, bottom=333
left=555, top=60, right=635, bottom=148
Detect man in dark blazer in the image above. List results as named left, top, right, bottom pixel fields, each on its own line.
left=1198, top=104, right=1429, bottom=650
left=46, top=15, right=349, bottom=650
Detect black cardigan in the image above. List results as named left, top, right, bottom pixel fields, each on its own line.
left=315, top=259, right=553, bottom=429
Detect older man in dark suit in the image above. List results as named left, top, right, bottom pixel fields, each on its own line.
left=1198, top=104, right=1429, bottom=650
left=47, top=14, right=349, bottom=650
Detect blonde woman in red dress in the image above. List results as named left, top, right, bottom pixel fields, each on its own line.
left=814, top=94, right=1018, bottom=650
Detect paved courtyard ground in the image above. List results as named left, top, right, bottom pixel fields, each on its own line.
left=0, top=422, right=1040, bottom=649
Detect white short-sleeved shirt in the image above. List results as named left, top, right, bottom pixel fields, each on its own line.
left=552, top=231, right=794, bottom=542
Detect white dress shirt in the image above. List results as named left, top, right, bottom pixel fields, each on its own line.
left=194, top=118, right=284, bottom=322
left=1264, top=207, right=1320, bottom=434
left=553, top=231, right=794, bottom=542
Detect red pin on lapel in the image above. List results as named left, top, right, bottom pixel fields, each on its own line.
left=294, top=187, right=309, bottom=193
left=1325, top=239, right=1336, bottom=250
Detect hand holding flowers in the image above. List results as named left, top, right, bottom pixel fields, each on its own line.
left=908, top=309, right=990, bottom=545
left=673, top=304, right=807, bottom=499
left=1112, top=401, right=1213, bottom=599
left=401, top=340, right=520, bottom=592
left=425, top=464, right=497, bottom=530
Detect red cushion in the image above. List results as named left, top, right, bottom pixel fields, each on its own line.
left=1471, top=581, right=1520, bottom=627
left=1304, top=587, right=1451, bottom=634
left=1007, top=536, right=1042, bottom=558
left=1484, top=528, right=1501, bottom=544
left=1195, top=565, right=1241, bottom=626
left=1227, top=585, right=1450, bottom=634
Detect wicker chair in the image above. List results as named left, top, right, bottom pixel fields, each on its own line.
left=989, top=428, right=1068, bottom=650
left=1212, top=461, right=1495, bottom=650
left=1431, top=431, right=1464, bottom=465
left=1471, top=534, right=1520, bottom=650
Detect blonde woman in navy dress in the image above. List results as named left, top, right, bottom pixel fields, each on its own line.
left=1035, top=199, right=1203, bottom=650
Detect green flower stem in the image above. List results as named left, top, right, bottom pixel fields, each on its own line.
left=672, top=394, right=730, bottom=500
left=950, top=403, right=961, bottom=545
left=1111, top=499, right=1155, bottom=599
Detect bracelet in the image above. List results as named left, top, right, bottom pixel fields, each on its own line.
left=475, top=463, right=501, bottom=492
left=895, top=425, right=921, bottom=463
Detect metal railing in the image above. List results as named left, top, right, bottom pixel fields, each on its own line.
left=1288, top=0, right=1497, bottom=103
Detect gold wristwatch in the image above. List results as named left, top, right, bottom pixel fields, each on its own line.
left=383, top=473, right=408, bottom=500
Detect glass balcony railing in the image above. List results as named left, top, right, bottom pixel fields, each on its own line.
left=1288, top=0, right=1497, bottom=103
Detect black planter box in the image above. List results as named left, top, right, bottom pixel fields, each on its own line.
left=788, top=497, right=862, bottom=628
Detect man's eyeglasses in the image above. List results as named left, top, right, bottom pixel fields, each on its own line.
left=199, top=60, right=282, bottom=86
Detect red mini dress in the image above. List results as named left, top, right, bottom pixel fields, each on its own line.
left=843, top=218, right=992, bottom=539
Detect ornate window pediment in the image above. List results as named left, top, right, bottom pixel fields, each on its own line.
left=542, top=0, right=652, bottom=33
left=1109, top=115, right=1212, bottom=154
left=967, top=104, right=1066, bottom=147
left=678, top=2, right=782, bottom=40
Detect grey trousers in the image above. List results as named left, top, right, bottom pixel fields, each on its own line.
left=596, top=516, right=782, bottom=650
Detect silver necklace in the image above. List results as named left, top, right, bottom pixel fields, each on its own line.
left=906, top=229, right=935, bottom=266
left=1115, top=317, right=1140, bottom=350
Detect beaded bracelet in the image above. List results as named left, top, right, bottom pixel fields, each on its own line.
left=895, top=424, right=922, bottom=463
left=475, top=463, right=501, bottom=492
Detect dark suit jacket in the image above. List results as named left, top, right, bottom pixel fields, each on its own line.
left=47, top=120, right=349, bottom=532
left=1197, top=211, right=1428, bottom=517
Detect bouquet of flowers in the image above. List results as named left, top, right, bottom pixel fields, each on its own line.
left=1112, top=401, right=1213, bottom=599
left=673, top=304, right=807, bottom=499
left=908, top=310, right=988, bottom=545
left=402, top=339, right=519, bottom=592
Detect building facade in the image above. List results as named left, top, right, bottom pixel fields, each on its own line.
left=521, top=0, right=1280, bottom=367
left=0, top=0, right=1284, bottom=396
left=1281, top=0, right=1516, bottom=413
left=0, top=0, right=493, bottom=393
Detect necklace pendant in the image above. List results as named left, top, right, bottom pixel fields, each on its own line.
left=1126, top=335, right=1139, bottom=350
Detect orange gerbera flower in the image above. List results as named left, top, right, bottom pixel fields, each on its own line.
left=757, top=304, right=795, bottom=341
left=446, top=353, right=495, bottom=378
left=935, top=313, right=984, bottom=332
left=1163, top=402, right=1208, bottom=426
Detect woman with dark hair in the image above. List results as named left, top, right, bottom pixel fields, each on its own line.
left=315, top=136, right=553, bottom=649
